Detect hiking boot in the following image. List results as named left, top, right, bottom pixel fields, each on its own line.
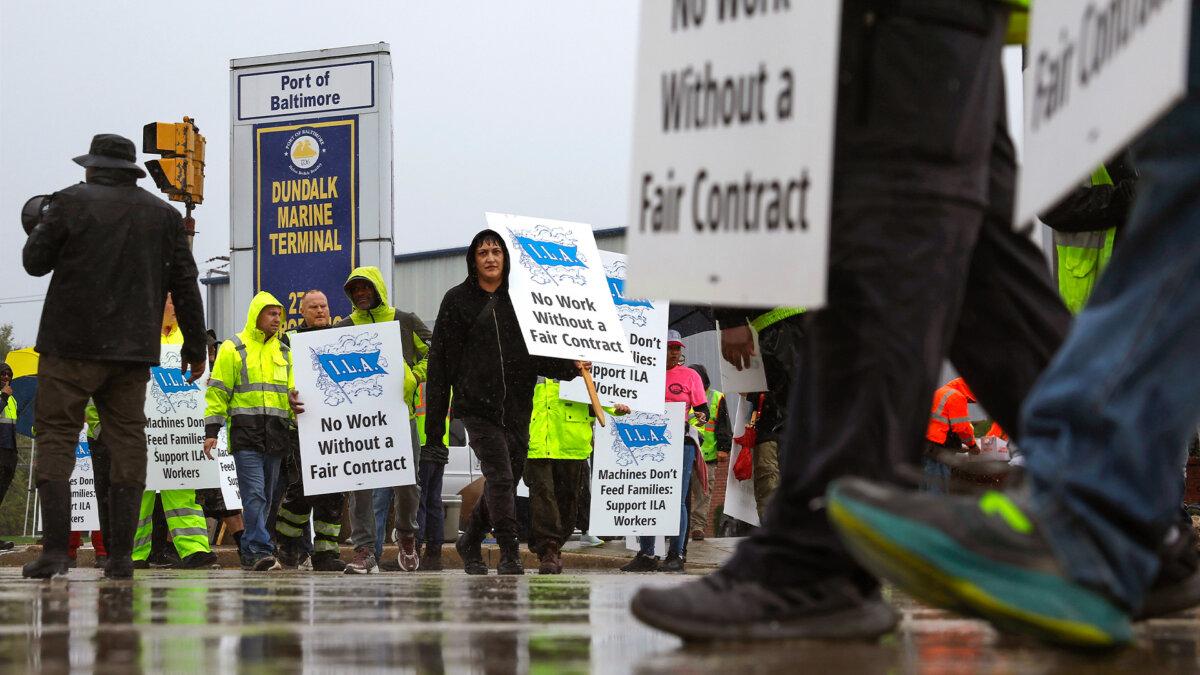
left=620, top=553, right=659, bottom=573
left=311, top=552, right=346, bottom=572
left=497, top=537, right=524, bottom=575
left=104, top=484, right=143, bottom=580
left=827, top=477, right=1131, bottom=648
left=691, top=530, right=705, bottom=541
left=631, top=569, right=899, bottom=641
left=456, top=532, right=487, bottom=575
left=661, top=551, right=685, bottom=573
left=538, top=542, right=560, bottom=575
left=252, top=555, right=282, bottom=572
left=175, top=550, right=218, bottom=569
left=419, top=544, right=444, bottom=572
left=398, top=533, right=420, bottom=572
left=23, top=481, right=71, bottom=580
left=344, top=546, right=379, bottom=575
left=1138, top=512, right=1200, bottom=620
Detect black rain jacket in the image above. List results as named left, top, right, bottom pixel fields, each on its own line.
left=423, top=229, right=578, bottom=450
left=22, top=168, right=206, bottom=365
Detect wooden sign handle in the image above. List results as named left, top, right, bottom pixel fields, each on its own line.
left=581, top=365, right=607, bottom=427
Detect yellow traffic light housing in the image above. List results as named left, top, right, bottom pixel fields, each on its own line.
left=143, top=117, right=205, bottom=206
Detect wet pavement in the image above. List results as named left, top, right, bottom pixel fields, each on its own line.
left=1, top=569, right=1199, bottom=673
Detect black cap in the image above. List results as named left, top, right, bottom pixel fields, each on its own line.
left=73, top=134, right=146, bottom=177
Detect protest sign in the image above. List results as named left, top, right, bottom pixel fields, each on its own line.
left=215, top=428, right=242, bottom=510
left=626, top=0, right=840, bottom=307
left=144, top=345, right=219, bottom=490
left=70, top=429, right=100, bottom=531
left=722, top=396, right=760, bottom=527
left=716, top=321, right=768, bottom=394
left=560, top=251, right=668, bottom=413
left=291, top=322, right=415, bottom=495
left=487, top=213, right=634, bottom=366
left=590, top=402, right=686, bottom=536
left=1016, top=0, right=1191, bottom=224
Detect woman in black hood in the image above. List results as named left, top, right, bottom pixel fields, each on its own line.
left=424, top=229, right=580, bottom=575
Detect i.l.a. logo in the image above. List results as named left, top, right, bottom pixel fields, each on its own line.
left=515, top=236, right=585, bottom=268
left=615, top=422, right=669, bottom=448
left=317, top=352, right=387, bottom=383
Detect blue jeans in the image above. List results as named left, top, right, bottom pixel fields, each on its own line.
left=232, top=450, right=282, bottom=560
left=921, top=457, right=950, bottom=494
left=640, top=441, right=697, bottom=557
left=1023, top=9, right=1200, bottom=611
left=416, top=460, right=446, bottom=547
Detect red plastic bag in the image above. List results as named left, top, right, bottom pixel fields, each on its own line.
left=732, top=395, right=765, bottom=481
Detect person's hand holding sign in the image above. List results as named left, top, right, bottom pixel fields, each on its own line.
left=289, top=389, right=305, bottom=415
left=203, top=437, right=217, bottom=460
left=721, top=324, right=756, bottom=371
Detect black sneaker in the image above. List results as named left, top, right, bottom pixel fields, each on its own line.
left=1139, top=514, right=1200, bottom=620
left=632, top=569, right=898, bottom=641
left=661, top=552, right=685, bottom=573
left=174, top=551, right=218, bottom=569
left=148, top=550, right=181, bottom=568
left=311, top=552, right=346, bottom=572
left=132, top=559, right=150, bottom=569
left=0, top=540, right=15, bottom=551
left=250, top=555, right=282, bottom=572
left=620, top=553, right=659, bottom=573
left=827, top=477, right=1131, bottom=648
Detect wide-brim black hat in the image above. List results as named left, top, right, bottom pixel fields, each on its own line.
left=73, top=133, right=146, bottom=177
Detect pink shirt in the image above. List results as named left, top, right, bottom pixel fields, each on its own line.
left=665, top=365, right=707, bottom=409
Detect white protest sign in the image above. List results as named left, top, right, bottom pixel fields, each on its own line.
left=625, top=0, right=839, bottom=307
left=560, top=251, right=669, bottom=413
left=722, top=396, right=760, bottom=527
left=215, top=429, right=242, bottom=510
left=589, top=402, right=686, bottom=536
left=292, top=323, right=415, bottom=495
left=488, top=213, right=634, bottom=366
left=1016, top=0, right=1191, bottom=224
left=716, top=321, right=768, bottom=394
left=144, top=345, right=219, bottom=490
left=70, top=429, right=100, bottom=531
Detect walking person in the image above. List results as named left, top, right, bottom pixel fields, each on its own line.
left=687, top=364, right=730, bottom=540
left=332, top=266, right=428, bottom=574
left=423, top=230, right=583, bottom=575
left=204, top=292, right=292, bottom=571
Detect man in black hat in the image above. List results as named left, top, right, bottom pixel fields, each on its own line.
left=21, top=133, right=207, bottom=580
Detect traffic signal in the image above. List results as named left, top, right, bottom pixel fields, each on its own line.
left=143, top=117, right=205, bottom=206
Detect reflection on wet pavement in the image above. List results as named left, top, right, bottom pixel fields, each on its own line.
left=0, top=570, right=1197, bottom=673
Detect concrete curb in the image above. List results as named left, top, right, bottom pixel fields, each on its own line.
left=0, top=543, right=721, bottom=573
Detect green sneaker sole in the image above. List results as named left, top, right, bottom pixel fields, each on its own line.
left=827, top=485, right=1131, bottom=649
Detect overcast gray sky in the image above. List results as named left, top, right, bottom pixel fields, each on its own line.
left=0, top=1, right=638, bottom=345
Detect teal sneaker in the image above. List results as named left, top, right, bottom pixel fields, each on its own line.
left=826, top=477, right=1132, bottom=649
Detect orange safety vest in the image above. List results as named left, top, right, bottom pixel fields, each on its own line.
left=926, top=378, right=977, bottom=449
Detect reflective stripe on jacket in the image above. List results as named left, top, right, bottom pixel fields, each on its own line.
left=527, top=379, right=597, bottom=461
left=926, top=378, right=977, bottom=448
left=1055, top=165, right=1117, bottom=314
left=204, top=291, right=294, bottom=452
left=699, top=389, right=725, bottom=462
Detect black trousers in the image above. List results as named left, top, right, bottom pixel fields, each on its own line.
left=727, top=0, right=1071, bottom=587
left=462, top=417, right=529, bottom=543
left=0, top=452, right=16, bottom=508
left=526, top=458, right=588, bottom=555
left=90, top=437, right=112, bottom=545
left=276, top=445, right=342, bottom=553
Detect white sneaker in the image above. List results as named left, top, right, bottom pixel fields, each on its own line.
left=297, top=554, right=313, bottom=571
left=578, top=534, right=604, bottom=547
